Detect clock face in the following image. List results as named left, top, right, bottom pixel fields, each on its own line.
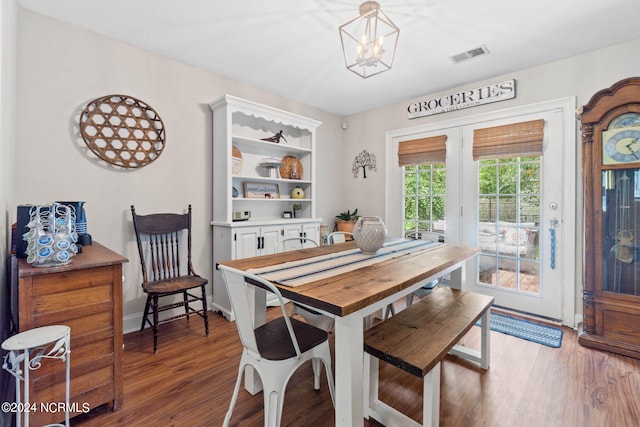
left=603, top=113, right=640, bottom=165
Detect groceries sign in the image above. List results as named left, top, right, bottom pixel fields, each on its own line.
left=407, top=79, right=516, bottom=119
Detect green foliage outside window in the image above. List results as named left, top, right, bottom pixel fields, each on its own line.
left=403, top=164, right=446, bottom=236
left=402, top=156, right=541, bottom=237
left=478, top=157, right=540, bottom=224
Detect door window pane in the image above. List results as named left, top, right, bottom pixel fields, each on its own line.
left=403, top=163, right=446, bottom=238
left=478, top=157, right=541, bottom=293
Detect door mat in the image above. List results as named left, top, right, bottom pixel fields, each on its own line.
left=476, top=312, right=563, bottom=348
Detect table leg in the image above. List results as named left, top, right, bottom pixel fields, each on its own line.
left=448, top=264, right=464, bottom=290
left=333, top=313, right=365, bottom=427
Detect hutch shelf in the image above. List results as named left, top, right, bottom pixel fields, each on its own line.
left=210, top=95, right=322, bottom=320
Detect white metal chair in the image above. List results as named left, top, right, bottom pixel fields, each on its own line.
left=420, top=231, right=447, bottom=243
left=274, top=236, right=319, bottom=252
left=2, top=325, right=71, bottom=427
left=274, top=237, right=335, bottom=333
left=219, top=265, right=335, bottom=427
left=327, top=231, right=353, bottom=244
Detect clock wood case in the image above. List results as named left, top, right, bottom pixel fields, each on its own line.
left=578, top=77, right=640, bottom=359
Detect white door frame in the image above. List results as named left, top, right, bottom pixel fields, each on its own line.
left=386, top=97, right=577, bottom=327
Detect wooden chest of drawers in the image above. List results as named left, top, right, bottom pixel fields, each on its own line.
left=17, top=242, right=127, bottom=425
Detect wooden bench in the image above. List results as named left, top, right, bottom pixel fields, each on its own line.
left=363, top=286, right=494, bottom=427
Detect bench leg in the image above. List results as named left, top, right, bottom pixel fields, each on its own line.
left=447, top=309, right=491, bottom=370
left=364, top=353, right=438, bottom=427
left=480, top=309, right=490, bottom=370
left=423, top=362, right=441, bottom=427
left=363, top=354, right=378, bottom=420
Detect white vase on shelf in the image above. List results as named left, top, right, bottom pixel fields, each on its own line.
left=352, top=216, right=387, bottom=254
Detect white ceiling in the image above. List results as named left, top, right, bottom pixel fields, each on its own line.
left=17, top=0, right=640, bottom=116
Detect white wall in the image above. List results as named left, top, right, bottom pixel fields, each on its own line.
left=1, top=0, right=17, bottom=326
left=14, top=9, right=344, bottom=319
left=1, top=0, right=18, bottom=417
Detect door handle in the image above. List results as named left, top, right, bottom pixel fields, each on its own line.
left=549, top=218, right=558, bottom=269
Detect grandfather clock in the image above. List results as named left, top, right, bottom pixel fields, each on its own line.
left=578, top=77, right=640, bottom=358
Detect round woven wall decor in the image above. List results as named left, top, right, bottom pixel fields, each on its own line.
left=79, top=94, right=166, bottom=168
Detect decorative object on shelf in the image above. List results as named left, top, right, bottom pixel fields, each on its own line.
left=339, top=1, right=400, bottom=79
left=335, top=209, right=359, bottom=237
left=261, top=130, right=287, bottom=144
left=232, top=186, right=239, bottom=198
left=352, top=150, right=377, bottom=178
left=259, top=157, right=284, bottom=178
left=280, top=156, right=303, bottom=179
left=352, top=216, right=387, bottom=254
left=79, top=94, right=166, bottom=169
left=293, top=204, right=302, bottom=218
left=232, top=146, right=243, bottom=175
left=232, top=210, right=251, bottom=221
left=244, top=182, right=280, bottom=199
left=22, top=203, right=79, bottom=267
left=57, top=201, right=92, bottom=247
left=283, top=211, right=293, bottom=219
left=291, top=186, right=305, bottom=199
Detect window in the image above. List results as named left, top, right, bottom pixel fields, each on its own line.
left=398, top=134, right=448, bottom=239
left=403, top=164, right=446, bottom=239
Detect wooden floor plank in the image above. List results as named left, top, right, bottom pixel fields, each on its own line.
left=72, top=309, right=640, bottom=427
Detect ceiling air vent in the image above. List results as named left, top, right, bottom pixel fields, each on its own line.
left=450, top=45, right=490, bottom=64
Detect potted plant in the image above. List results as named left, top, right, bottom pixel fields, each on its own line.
left=292, top=203, right=302, bottom=218
left=335, top=209, right=359, bottom=235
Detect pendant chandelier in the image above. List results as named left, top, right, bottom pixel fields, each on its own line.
left=339, top=1, right=400, bottom=79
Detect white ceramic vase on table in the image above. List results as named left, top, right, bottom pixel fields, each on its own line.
left=352, top=216, right=387, bottom=254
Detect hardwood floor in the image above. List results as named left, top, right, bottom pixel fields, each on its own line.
left=72, top=308, right=640, bottom=427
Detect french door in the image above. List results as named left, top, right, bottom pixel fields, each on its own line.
left=460, top=108, right=567, bottom=319
left=387, top=98, right=576, bottom=324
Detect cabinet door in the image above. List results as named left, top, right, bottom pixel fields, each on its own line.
left=280, top=223, right=321, bottom=248
left=235, top=227, right=260, bottom=259
left=283, top=224, right=302, bottom=240
left=261, top=226, right=283, bottom=255
left=281, top=223, right=320, bottom=249
left=302, top=223, right=320, bottom=247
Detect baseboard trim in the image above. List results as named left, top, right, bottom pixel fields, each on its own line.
left=211, top=301, right=234, bottom=322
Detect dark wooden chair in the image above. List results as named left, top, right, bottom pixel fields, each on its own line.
left=131, top=205, right=209, bottom=353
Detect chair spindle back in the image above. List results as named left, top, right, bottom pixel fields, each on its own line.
left=131, top=205, right=194, bottom=286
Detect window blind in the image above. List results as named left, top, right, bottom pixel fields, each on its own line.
left=397, top=135, right=447, bottom=166
left=472, top=119, right=544, bottom=160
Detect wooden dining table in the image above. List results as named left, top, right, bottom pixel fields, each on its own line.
left=218, top=238, right=479, bottom=427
